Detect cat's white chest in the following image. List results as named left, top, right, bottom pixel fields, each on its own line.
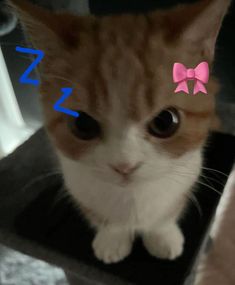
left=58, top=150, right=201, bottom=230
left=62, top=164, right=196, bottom=230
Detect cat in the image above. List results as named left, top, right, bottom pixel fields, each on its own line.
left=10, top=0, right=231, bottom=264
left=0, top=1, right=17, bottom=36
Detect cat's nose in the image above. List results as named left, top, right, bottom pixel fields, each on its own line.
left=111, top=162, right=141, bottom=176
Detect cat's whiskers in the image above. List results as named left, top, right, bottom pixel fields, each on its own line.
left=175, top=161, right=228, bottom=187
left=20, top=170, right=62, bottom=193
left=201, top=167, right=228, bottom=177
left=178, top=162, right=229, bottom=178
left=18, top=170, right=72, bottom=216
left=173, top=171, right=222, bottom=196
left=168, top=175, right=203, bottom=218
left=40, top=73, right=79, bottom=88
left=196, top=180, right=222, bottom=196
left=174, top=167, right=225, bottom=187
left=186, top=192, right=203, bottom=218
left=47, top=186, right=81, bottom=215
left=176, top=160, right=228, bottom=178
left=17, top=54, right=33, bottom=60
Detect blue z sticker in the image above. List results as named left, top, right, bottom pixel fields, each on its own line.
left=54, top=88, right=79, bottom=118
left=16, top=46, right=44, bottom=86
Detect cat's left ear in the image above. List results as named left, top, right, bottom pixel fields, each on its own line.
left=165, top=0, right=232, bottom=60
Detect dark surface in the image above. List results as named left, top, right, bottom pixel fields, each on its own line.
left=8, top=131, right=234, bottom=285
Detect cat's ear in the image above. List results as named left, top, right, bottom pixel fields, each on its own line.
left=8, top=0, right=80, bottom=52
left=165, top=0, right=232, bottom=60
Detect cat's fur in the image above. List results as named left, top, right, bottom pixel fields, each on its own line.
left=10, top=0, right=231, bottom=263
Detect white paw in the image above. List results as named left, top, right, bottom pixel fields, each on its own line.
left=92, top=228, right=133, bottom=264
left=143, top=224, right=184, bottom=260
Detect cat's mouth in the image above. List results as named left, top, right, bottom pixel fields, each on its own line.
left=119, top=176, right=132, bottom=186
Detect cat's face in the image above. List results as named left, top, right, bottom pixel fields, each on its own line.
left=11, top=0, right=230, bottom=186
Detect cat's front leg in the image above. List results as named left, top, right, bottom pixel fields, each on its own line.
left=92, top=225, right=134, bottom=264
left=142, top=223, right=184, bottom=260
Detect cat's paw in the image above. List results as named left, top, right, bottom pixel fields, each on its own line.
left=92, top=227, right=133, bottom=264
left=142, top=224, right=184, bottom=260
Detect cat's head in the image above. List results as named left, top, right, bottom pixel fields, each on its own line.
left=10, top=0, right=231, bottom=186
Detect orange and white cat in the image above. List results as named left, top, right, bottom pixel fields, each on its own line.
left=10, top=0, right=231, bottom=264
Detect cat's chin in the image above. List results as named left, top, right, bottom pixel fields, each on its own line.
left=99, top=174, right=134, bottom=188
left=109, top=175, right=151, bottom=189
left=117, top=177, right=133, bottom=187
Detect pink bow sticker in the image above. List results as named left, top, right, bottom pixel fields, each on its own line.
left=173, top=62, right=209, bottom=95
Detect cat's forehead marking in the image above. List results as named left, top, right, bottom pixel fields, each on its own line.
left=80, top=20, right=166, bottom=123
left=61, top=11, right=214, bottom=125
left=102, top=49, right=142, bottom=118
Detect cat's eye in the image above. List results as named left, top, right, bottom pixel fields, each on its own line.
left=69, top=111, right=101, bottom=140
left=148, top=107, right=180, bottom=138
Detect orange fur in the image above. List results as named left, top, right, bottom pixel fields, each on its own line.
left=9, top=0, right=230, bottom=159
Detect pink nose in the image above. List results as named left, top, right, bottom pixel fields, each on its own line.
left=111, top=163, right=141, bottom=176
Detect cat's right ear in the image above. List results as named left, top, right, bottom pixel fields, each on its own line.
left=8, top=0, right=78, bottom=53
left=8, top=0, right=58, bottom=51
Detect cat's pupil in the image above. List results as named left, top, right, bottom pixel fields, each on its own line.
left=70, top=111, right=101, bottom=140
left=148, top=108, right=180, bottom=138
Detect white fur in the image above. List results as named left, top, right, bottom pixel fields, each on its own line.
left=55, top=83, right=202, bottom=262
left=56, top=113, right=202, bottom=263
left=142, top=222, right=185, bottom=260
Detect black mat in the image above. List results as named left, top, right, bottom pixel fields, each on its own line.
left=3, top=131, right=232, bottom=285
